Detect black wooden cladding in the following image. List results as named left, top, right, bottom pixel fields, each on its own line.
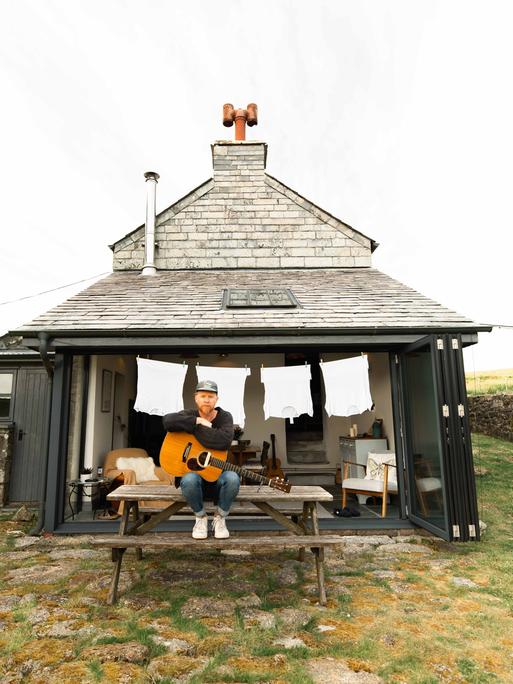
left=9, top=369, right=50, bottom=502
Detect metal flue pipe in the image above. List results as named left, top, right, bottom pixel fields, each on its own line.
left=141, top=171, right=160, bottom=276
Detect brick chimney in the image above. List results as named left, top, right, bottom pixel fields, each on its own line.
left=211, top=141, right=267, bottom=186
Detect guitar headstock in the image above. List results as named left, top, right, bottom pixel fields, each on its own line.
left=268, top=477, right=291, bottom=493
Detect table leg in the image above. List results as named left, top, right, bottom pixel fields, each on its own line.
left=132, top=502, right=142, bottom=560
left=107, top=547, right=126, bottom=604
left=108, top=501, right=132, bottom=604
left=309, top=502, right=327, bottom=606
left=68, top=484, right=76, bottom=520
left=298, top=501, right=311, bottom=562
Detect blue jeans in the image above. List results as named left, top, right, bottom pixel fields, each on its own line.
left=180, top=471, right=240, bottom=517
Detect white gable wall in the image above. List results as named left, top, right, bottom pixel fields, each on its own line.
left=112, top=141, right=372, bottom=271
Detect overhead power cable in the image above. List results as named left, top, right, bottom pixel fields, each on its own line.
left=0, top=272, right=110, bottom=307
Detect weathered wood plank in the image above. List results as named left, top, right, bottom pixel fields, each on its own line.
left=91, top=534, right=344, bottom=549
left=107, top=484, right=333, bottom=503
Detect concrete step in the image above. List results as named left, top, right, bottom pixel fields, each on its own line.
left=286, top=440, right=325, bottom=452
left=287, top=431, right=323, bottom=442
left=287, top=450, right=327, bottom=464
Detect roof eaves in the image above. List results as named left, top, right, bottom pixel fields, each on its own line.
left=11, top=323, right=493, bottom=338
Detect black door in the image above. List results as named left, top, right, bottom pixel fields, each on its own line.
left=9, top=368, right=51, bottom=503
left=397, top=335, right=479, bottom=541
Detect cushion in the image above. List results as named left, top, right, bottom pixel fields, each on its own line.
left=116, top=456, right=157, bottom=483
left=364, top=453, right=397, bottom=484
left=342, top=477, right=398, bottom=493
left=416, top=477, right=442, bottom=493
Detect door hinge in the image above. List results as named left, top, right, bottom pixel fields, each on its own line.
left=452, top=524, right=460, bottom=539
left=442, top=405, right=450, bottom=417
left=452, top=338, right=459, bottom=350
left=458, top=404, right=465, bottom=417
left=468, top=524, right=477, bottom=538
left=437, top=339, right=444, bottom=350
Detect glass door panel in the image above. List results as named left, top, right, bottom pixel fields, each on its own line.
left=401, top=340, right=449, bottom=537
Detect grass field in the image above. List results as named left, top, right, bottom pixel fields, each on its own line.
left=465, top=368, right=513, bottom=395
left=1, top=433, right=513, bottom=682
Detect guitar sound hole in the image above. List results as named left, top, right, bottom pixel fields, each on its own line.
left=188, top=452, right=210, bottom=471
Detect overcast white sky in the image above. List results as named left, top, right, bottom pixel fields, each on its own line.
left=1, top=0, right=512, bottom=372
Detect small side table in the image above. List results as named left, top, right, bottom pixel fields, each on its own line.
left=228, top=445, right=260, bottom=467
left=67, top=478, right=112, bottom=519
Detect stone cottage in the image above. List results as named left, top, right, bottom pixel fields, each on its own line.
left=10, top=106, right=490, bottom=540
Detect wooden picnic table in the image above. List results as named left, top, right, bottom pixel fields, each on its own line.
left=93, top=484, right=340, bottom=605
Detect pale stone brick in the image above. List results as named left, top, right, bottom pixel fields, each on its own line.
left=210, top=257, right=235, bottom=268
left=255, top=257, right=280, bottom=267
left=354, top=256, right=372, bottom=266
left=331, top=256, right=355, bottom=267
left=235, top=257, right=258, bottom=267
left=280, top=257, right=305, bottom=267
left=304, top=256, right=333, bottom=267
left=288, top=247, right=316, bottom=256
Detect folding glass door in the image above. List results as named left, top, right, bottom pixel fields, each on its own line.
left=397, top=335, right=479, bottom=541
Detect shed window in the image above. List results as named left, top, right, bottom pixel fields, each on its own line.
left=0, top=372, right=15, bottom=419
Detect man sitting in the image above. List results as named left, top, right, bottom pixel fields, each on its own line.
left=162, top=380, right=239, bottom=539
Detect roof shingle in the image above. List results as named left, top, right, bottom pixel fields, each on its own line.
left=13, top=269, right=483, bottom=334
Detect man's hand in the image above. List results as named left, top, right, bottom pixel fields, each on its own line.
left=196, top=417, right=212, bottom=428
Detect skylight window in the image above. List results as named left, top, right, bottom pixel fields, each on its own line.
left=223, top=288, right=298, bottom=309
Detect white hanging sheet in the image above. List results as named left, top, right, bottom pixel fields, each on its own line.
left=260, top=365, right=313, bottom=422
left=320, top=355, right=373, bottom=417
left=134, top=358, right=187, bottom=416
left=196, top=365, right=251, bottom=428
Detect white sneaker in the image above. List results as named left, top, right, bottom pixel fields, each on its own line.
left=212, top=514, right=229, bottom=539
left=192, top=515, right=208, bottom=539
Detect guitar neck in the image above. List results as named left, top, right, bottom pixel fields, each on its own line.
left=208, top=456, right=273, bottom=487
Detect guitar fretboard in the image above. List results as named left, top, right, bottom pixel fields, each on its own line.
left=207, top=456, right=271, bottom=487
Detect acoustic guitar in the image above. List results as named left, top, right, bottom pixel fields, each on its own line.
left=263, top=433, right=286, bottom=480
left=160, top=432, right=291, bottom=493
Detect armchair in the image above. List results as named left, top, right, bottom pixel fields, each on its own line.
left=103, top=447, right=173, bottom=514
left=341, top=452, right=398, bottom=518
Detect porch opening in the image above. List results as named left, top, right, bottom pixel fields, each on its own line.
left=62, top=349, right=404, bottom=529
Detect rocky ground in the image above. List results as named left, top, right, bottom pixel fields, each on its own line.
left=3, top=432, right=513, bottom=684
left=1, top=516, right=510, bottom=684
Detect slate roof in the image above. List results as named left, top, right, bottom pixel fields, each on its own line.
left=13, top=268, right=485, bottom=335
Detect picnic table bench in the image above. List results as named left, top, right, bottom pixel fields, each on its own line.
left=92, top=484, right=341, bottom=605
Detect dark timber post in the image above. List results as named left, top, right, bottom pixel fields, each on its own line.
left=44, top=353, right=72, bottom=532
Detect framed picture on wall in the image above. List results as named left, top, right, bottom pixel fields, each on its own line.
left=101, top=369, right=113, bottom=412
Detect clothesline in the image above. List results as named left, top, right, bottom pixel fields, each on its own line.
left=133, top=356, right=374, bottom=423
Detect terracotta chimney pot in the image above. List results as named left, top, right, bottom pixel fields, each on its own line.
left=222, top=103, right=258, bottom=140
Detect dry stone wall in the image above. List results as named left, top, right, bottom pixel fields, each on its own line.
left=468, top=394, right=513, bottom=442
left=112, top=141, right=372, bottom=271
